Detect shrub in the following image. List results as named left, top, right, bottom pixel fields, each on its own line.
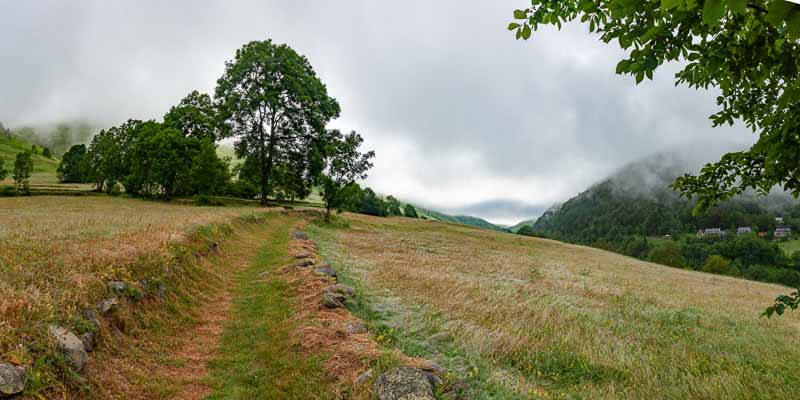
left=193, top=194, right=224, bottom=207
left=108, top=182, right=123, bottom=197
left=702, top=255, right=740, bottom=276
left=648, top=241, right=688, bottom=269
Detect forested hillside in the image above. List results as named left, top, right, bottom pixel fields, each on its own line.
left=527, top=152, right=800, bottom=288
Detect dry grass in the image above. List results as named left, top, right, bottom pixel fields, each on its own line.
left=313, top=214, right=800, bottom=399
left=0, top=196, right=246, bottom=362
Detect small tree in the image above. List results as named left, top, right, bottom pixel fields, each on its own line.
left=648, top=241, right=687, bottom=269
left=42, top=147, right=52, bottom=158
left=403, top=203, right=419, bottom=218
left=319, top=130, right=375, bottom=221
left=0, top=158, right=7, bottom=181
left=703, top=255, right=739, bottom=276
left=13, top=151, right=34, bottom=192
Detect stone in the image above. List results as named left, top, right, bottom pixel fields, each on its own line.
left=80, top=332, right=96, bottom=352
left=48, top=326, right=88, bottom=371
left=355, top=368, right=373, bottom=386
left=346, top=321, right=369, bottom=335
left=292, top=231, right=309, bottom=240
left=372, top=367, right=435, bottom=400
left=325, top=284, right=355, bottom=298
left=294, top=252, right=312, bottom=259
left=209, top=241, right=220, bottom=254
left=314, top=266, right=337, bottom=279
left=97, top=298, right=120, bottom=315
left=80, top=308, right=101, bottom=330
left=322, top=292, right=345, bottom=309
left=258, top=271, right=271, bottom=278
left=107, top=281, right=129, bottom=293
left=295, top=259, right=315, bottom=268
left=0, top=363, right=25, bottom=397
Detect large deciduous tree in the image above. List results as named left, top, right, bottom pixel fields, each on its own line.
left=57, top=144, right=89, bottom=183
left=215, top=40, right=340, bottom=205
left=508, top=0, right=800, bottom=314
left=319, top=130, right=375, bottom=221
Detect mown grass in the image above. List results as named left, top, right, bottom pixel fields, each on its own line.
left=778, top=239, right=800, bottom=256
left=205, top=213, right=336, bottom=399
left=0, top=196, right=247, bottom=393
left=312, top=214, right=800, bottom=399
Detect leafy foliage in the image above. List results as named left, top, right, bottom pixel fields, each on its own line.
left=318, top=130, right=375, bottom=221
left=56, top=144, right=89, bottom=183
left=215, top=40, right=340, bottom=205
left=13, top=151, right=33, bottom=192
left=0, top=158, right=6, bottom=182
left=509, top=0, right=800, bottom=211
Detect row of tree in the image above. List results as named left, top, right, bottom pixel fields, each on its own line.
left=57, top=39, right=380, bottom=219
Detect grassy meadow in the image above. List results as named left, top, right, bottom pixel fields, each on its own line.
left=0, top=196, right=246, bottom=373
left=0, top=134, right=93, bottom=191
left=311, top=214, right=800, bottom=399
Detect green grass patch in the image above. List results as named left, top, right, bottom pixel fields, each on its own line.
left=205, top=217, right=336, bottom=399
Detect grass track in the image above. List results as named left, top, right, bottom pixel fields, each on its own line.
left=204, top=213, right=336, bottom=399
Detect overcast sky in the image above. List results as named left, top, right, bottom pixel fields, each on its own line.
left=0, top=1, right=755, bottom=225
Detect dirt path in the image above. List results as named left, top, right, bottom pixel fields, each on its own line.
left=168, top=224, right=276, bottom=400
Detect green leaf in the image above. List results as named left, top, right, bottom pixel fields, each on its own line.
left=514, top=9, right=527, bottom=19
left=787, top=10, right=800, bottom=38
left=661, top=0, right=682, bottom=11
left=703, top=0, right=726, bottom=26
left=727, top=0, right=746, bottom=14
left=522, top=24, right=532, bottom=40
left=767, top=1, right=795, bottom=26
left=507, top=23, right=521, bottom=31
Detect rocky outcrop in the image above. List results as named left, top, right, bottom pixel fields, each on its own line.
left=0, top=363, right=25, bottom=397
left=372, top=367, right=436, bottom=400
left=48, top=326, right=88, bottom=371
left=292, top=231, right=309, bottom=240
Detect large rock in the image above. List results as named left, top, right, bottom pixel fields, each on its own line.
left=80, top=308, right=101, bottom=330
left=325, top=284, right=355, bottom=298
left=372, top=367, right=435, bottom=400
left=107, top=281, right=129, bottom=293
left=322, top=292, right=345, bottom=309
left=292, top=231, right=309, bottom=240
left=295, top=259, right=315, bottom=268
left=48, top=326, right=88, bottom=371
left=0, top=363, right=25, bottom=397
left=80, top=332, right=96, bottom=352
left=314, top=266, right=337, bottom=279
left=97, top=298, right=120, bottom=315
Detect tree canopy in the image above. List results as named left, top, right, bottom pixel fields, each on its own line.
left=319, top=130, right=375, bottom=221
left=215, top=40, right=340, bottom=205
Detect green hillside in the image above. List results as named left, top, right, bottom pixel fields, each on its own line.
left=415, top=206, right=508, bottom=232
left=0, top=134, right=60, bottom=184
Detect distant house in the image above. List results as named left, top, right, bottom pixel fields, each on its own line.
left=702, top=228, right=725, bottom=236
left=758, top=231, right=768, bottom=238
left=737, top=227, right=752, bottom=235
left=776, top=217, right=784, bottom=224
left=775, top=227, right=792, bottom=239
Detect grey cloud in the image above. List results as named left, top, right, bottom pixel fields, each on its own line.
left=0, top=0, right=756, bottom=224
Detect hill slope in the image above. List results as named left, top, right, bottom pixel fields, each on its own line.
left=532, top=152, right=800, bottom=242
left=414, top=206, right=508, bottom=232
left=312, top=213, right=800, bottom=399
left=0, top=133, right=59, bottom=174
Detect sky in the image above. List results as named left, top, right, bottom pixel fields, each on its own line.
left=0, top=1, right=756, bottom=225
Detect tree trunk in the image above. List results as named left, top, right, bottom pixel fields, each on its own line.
left=325, top=206, right=332, bottom=222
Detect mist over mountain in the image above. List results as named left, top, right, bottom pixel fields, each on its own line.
left=530, top=144, right=800, bottom=244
